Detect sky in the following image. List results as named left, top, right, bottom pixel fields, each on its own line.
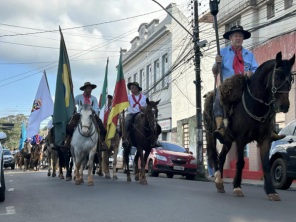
left=0, top=0, right=209, bottom=128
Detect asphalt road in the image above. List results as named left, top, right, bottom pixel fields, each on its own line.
left=1, top=168, right=296, bottom=222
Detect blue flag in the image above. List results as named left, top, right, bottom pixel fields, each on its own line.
left=18, top=122, right=27, bottom=150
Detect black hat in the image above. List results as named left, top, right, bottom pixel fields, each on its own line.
left=223, top=25, right=251, bottom=40
left=127, top=82, right=142, bottom=91
left=80, top=82, right=97, bottom=91
left=107, top=95, right=113, bottom=99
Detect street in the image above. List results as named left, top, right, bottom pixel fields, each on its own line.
left=1, top=169, right=296, bottom=222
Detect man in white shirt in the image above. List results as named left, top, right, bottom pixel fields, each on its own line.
left=123, top=82, right=147, bottom=147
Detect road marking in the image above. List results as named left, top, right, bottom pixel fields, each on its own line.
left=9, top=180, right=13, bottom=182
left=8, top=188, right=14, bottom=191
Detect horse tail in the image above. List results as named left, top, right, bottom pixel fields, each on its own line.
left=203, top=91, right=219, bottom=171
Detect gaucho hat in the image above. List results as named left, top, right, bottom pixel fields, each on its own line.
left=127, top=82, right=142, bottom=91
left=223, top=25, right=251, bottom=40
left=80, top=82, right=97, bottom=91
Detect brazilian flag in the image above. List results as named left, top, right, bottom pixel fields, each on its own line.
left=52, top=27, right=75, bottom=146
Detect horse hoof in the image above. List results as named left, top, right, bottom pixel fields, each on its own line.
left=80, top=179, right=84, bottom=183
left=127, top=177, right=132, bottom=182
left=113, top=175, right=118, bottom=180
left=52, top=173, right=56, bottom=177
left=47, top=173, right=51, bottom=177
left=88, top=181, right=94, bottom=186
left=268, top=193, right=281, bottom=201
left=135, top=175, right=140, bottom=181
left=66, top=177, right=72, bottom=181
left=140, top=179, right=148, bottom=185
left=97, top=172, right=103, bottom=176
left=215, top=182, right=225, bottom=193
left=105, top=175, right=111, bottom=179
left=59, top=175, right=64, bottom=179
left=233, top=188, right=244, bottom=197
left=75, top=180, right=81, bottom=185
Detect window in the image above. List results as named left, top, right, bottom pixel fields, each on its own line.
left=162, top=54, right=169, bottom=87
left=182, top=123, right=189, bottom=150
left=284, top=0, right=293, bottom=9
left=267, top=1, right=275, bottom=19
left=128, top=77, right=131, bottom=83
left=140, top=69, right=145, bottom=91
left=133, top=73, right=137, bottom=82
left=154, top=59, right=160, bottom=91
left=146, top=64, right=152, bottom=96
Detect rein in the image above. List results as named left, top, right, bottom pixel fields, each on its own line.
left=77, top=119, right=96, bottom=139
left=243, top=64, right=291, bottom=122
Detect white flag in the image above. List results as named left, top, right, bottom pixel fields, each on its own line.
left=26, top=72, right=54, bottom=138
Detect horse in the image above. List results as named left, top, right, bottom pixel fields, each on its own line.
left=45, top=128, right=59, bottom=177
left=204, top=52, right=295, bottom=201
left=71, top=104, right=99, bottom=186
left=30, top=139, right=45, bottom=171
left=123, top=98, right=160, bottom=184
left=22, top=141, right=32, bottom=171
left=98, top=129, right=121, bottom=179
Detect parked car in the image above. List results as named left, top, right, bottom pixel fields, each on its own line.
left=116, top=146, right=137, bottom=172
left=0, top=132, right=7, bottom=202
left=146, top=141, right=198, bottom=180
left=3, top=149, right=15, bottom=170
left=269, top=119, right=296, bottom=189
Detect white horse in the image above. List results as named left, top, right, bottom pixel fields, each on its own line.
left=71, top=104, right=98, bottom=186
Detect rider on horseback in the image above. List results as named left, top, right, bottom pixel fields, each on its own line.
left=122, top=82, right=147, bottom=148
left=61, top=82, right=107, bottom=151
left=212, top=25, right=285, bottom=144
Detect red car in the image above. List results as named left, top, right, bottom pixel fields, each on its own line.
left=145, top=141, right=198, bottom=180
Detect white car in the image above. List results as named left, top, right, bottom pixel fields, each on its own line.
left=116, top=146, right=137, bottom=172
left=0, top=132, right=7, bottom=202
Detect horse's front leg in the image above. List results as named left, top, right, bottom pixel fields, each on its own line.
left=233, top=142, right=245, bottom=197
left=102, top=151, right=111, bottom=179
left=215, top=143, right=232, bottom=193
left=259, top=139, right=280, bottom=201
left=139, top=148, right=148, bottom=185
left=134, top=152, right=140, bottom=181
left=75, top=160, right=81, bottom=185
left=87, top=150, right=96, bottom=186
left=112, top=147, right=119, bottom=180
left=96, top=151, right=103, bottom=176
left=123, top=145, right=132, bottom=182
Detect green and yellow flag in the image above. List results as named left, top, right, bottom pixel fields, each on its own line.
left=52, top=27, right=75, bottom=146
left=105, top=50, right=129, bottom=147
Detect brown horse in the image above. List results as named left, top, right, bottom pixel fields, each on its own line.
left=205, top=52, right=295, bottom=201
left=97, top=130, right=121, bottom=179
left=123, top=98, right=160, bottom=184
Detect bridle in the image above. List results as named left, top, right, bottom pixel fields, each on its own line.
left=77, top=113, right=96, bottom=138
left=243, top=64, right=292, bottom=122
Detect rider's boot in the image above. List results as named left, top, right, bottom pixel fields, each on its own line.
left=271, top=131, right=286, bottom=141
left=60, top=135, right=72, bottom=150
left=214, top=117, right=226, bottom=144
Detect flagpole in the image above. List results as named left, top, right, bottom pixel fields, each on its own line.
left=59, top=26, right=76, bottom=113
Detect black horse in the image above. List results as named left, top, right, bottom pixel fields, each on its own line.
left=123, top=98, right=161, bottom=184
left=205, top=52, right=295, bottom=201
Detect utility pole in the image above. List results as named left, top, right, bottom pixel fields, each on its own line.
left=193, top=0, right=204, bottom=177
left=152, top=0, right=206, bottom=177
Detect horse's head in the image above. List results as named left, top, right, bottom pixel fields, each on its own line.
left=23, top=141, right=32, bottom=154
left=79, top=104, right=94, bottom=136
left=268, top=52, right=295, bottom=113
left=144, top=98, right=160, bottom=130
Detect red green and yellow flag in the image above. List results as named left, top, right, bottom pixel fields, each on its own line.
left=105, top=50, right=129, bottom=147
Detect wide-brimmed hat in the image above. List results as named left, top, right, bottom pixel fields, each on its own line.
left=223, top=25, right=251, bottom=40
left=127, top=82, right=142, bottom=91
left=80, top=82, right=97, bottom=91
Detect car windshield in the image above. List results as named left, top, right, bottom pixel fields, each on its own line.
left=3, top=150, right=11, bottom=155
left=159, top=142, right=186, bottom=153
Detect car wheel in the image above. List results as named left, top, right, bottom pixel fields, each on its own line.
left=0, top=163, right=5, bottom=202
left=166, top=173, right=174, bottom=178
left=186, top=174, right=195, bottom=180
left=148, top=160, right=158, bottom=177
left=271, top=158, right=293, bottom=190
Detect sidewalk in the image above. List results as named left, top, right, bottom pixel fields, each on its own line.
left=208, top=177, right=296, bottom=189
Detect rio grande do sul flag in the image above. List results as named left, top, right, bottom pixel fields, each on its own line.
left=105, top=51, right=128, bottom=147
left=26, top=72, right=53, bottom=138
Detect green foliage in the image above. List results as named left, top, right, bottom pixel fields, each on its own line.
left=0, top=114, right=28, bottom=150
